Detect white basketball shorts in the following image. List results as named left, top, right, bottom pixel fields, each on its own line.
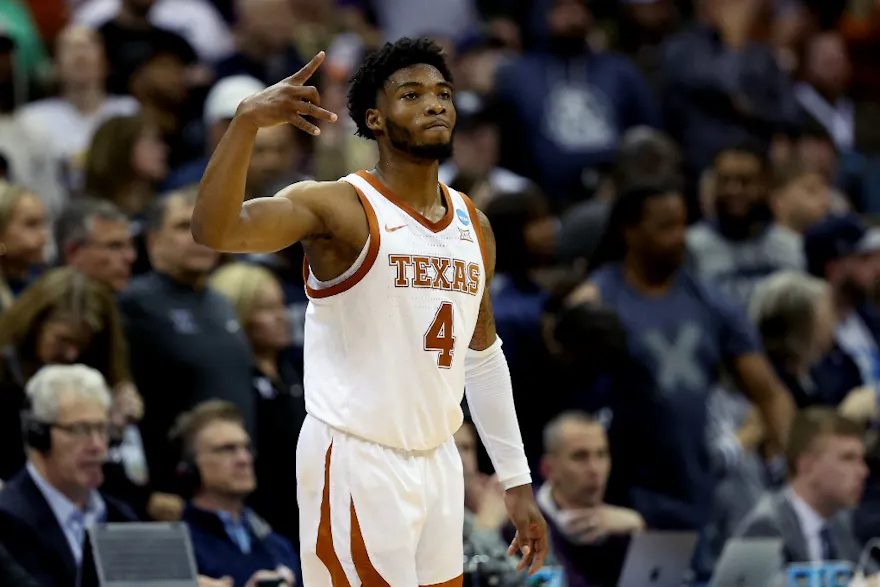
left=296, top=415, right=465, bottom=586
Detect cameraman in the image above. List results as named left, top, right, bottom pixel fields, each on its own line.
left=172, top=401, right=300, bottom=586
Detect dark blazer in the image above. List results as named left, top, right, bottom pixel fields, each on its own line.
left=0, top=468, right=137, bottom=587
left=734, top=490, right=875, bottom=571
left=0, top=541, right=40, bottom=587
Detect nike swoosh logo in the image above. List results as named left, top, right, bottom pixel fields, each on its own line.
left=385, top=224, right=407, bottom=232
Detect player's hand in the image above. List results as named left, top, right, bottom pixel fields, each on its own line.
left=235, top=51, right=338, bottom=136
left=504, top=485, right=549, bottom=576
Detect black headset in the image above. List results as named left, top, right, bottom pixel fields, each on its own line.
left=175, top=456, right=202, bottom=495
left=20, top=395, right=52, bottom=453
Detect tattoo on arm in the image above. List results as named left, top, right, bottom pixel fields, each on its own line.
left=470, top=209, right=497, bottom=351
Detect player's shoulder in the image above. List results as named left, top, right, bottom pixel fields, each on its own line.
left=277, top=179, right=361, bottom=212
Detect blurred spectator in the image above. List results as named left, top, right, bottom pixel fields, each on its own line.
left=55, top=198, right=136, bottom=293
left=0, top=182, right=47, bottom=311
left=736, top=407, right=871, bottom=568
left=122, top=44, right=198, bottom=169
left=0, top=267, right=128, bottom=481
left=97, top=0, right=197, bottom=96
left=794, top=31, right=858, bottom=153
left=537, top=412, right=643, bottom=587
left=0, top=365, right=137, bottom=587
left=84, top=114, right=167, bottom=218
left=606, top=0, right=681, bottom=88
left=770, top=154, right=832, bottom=235
left=687, top=142, right=804, bottom=306
left=495, top=0, right=661, bottom=204
left=806, top=215, right=880, bottom=406
left=164, top=75, right=266, bottom=192
left=209, top=263, right=306, bottom=545
left=749, top=271, right=836, bottom=407
left=173, top=400, right=301, bottom=587
left=484, top=189, right=556, bottom=367
left=0, top=30, right=64, bottom=216
left=557, top=126, right=683, bottom=267
left=455, top=419, right=523, bottom=586
left=573, top=183, right=794, bottom=576
left=18, top=25, right=139, bottom=192
left=338, top=0, right=482, bottom=47
left=660, top=0, right=800, bottom=177
left=244, top=244, right=309, bottom=373
left=74, top=0, right=234, bottom=63
left=214, top=0, right=304, bottom=86
left=438, top=91, right=533, bottom=210
left=119, top=187, right=254, bottom=501
left=0, top=0, right=51, bottom=94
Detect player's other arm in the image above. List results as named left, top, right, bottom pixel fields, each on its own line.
left=192, top=52, right=340, bottom=254
left=466, top=210, right=548, bottom=575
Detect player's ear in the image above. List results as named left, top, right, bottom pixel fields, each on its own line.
left=366, top=108, right=383, bottom=135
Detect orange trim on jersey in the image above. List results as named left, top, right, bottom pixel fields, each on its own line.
left=350, top=501, right=392, bottom=586
left=356, top=170, right=454, bottom=233
left=421, top=576, right=464, bottom=587
left=303, top=184, right=381, bottom=299
left=316, top=444, right=351, bottom=587
left=460, top=192, right=487, bottom=270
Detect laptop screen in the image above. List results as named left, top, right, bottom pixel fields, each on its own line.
left=89, top=522, right=199, bottom=587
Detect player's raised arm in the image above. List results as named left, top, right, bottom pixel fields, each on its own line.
left=464, top=210, right=549, bottom=576
left=192, top=52, right=340, bottom=254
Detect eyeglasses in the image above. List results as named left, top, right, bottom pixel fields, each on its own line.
left=204, top=442, right=254, bottom=458
left=52, top=421, right=111, bottom=439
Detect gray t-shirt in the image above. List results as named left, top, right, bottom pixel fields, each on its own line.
left=686, top=222, right=804, bottom=307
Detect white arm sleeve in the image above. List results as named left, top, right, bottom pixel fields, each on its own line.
left=464, top=337, right=532, bottom=490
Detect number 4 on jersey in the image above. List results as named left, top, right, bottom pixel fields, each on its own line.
left=425, top=302, right=455, bottom=368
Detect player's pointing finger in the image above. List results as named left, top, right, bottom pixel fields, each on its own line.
left=289, top=51, right=325, bottom=85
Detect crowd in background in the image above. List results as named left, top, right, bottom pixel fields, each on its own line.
left=1, top=0, right=880, bottom=585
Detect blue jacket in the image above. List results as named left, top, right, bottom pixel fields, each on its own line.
left=182, top=503, right=301, bottom=587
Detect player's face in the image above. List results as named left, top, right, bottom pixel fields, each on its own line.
left=374, top=64, right=456, bottom=161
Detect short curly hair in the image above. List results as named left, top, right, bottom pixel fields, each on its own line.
left=347, top=37, right=453, bottom=140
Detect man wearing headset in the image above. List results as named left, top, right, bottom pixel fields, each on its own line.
left=0, top=364, right=136, bottom=587
left=173, top=400, right=301, bottom=587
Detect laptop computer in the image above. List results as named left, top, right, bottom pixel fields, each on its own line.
left=88, top=522, right=199, bottom=587
left=617, top=531, right=699, bottom=587
left=709, top=538, right=784, bottom=587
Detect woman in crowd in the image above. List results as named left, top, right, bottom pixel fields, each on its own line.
left=0, top=181, right=47, bottom=312
left=208, top=262, right=306, bottom=545
left=0, top=267, right=128, bottom=480
left=84, top=114, right=168, bottom=276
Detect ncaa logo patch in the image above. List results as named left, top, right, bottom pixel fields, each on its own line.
left=456, top=209, right=470, bottom=226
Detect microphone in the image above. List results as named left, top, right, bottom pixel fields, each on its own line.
left=851, top=538, right=880, bottom=586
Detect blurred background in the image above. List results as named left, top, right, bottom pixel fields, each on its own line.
left=2, top=0, right=880, bottom=585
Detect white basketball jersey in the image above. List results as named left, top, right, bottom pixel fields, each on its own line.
left=302, top=170, right=486, bottom=451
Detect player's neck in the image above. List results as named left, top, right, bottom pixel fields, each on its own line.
left=374, top=157, right=441, bottom=213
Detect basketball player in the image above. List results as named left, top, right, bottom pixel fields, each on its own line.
left=192, top=38, right=548, bottom=586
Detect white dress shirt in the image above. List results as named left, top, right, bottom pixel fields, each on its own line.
left=787, top=487, right=828, bottom=562
left=26, top=462, right=106, bottom=565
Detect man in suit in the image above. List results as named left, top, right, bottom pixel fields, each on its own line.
left=0, top=364, right=136, bottom=587
left=735, top=407, right=871, bottom=568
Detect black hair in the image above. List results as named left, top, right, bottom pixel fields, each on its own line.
left=588, top=182, right=681, bottom=271
left=712, top=139, right=770, bottom=173
left=483, top=188, right=550, bottom=288
left=347, top=37, right=454, bottom=140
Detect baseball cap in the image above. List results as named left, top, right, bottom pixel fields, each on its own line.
left=204, top=76, right=267, bottom=126
left=454, top=91, right=495, bottom=130
left=804, top=214, right=880, bottom=277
